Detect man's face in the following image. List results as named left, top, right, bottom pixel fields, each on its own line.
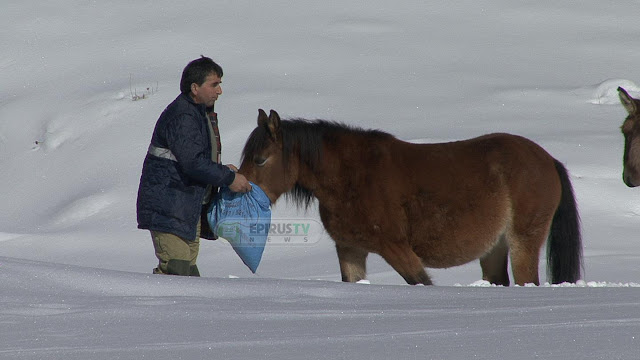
left=191, top=73, right=222, bottom=107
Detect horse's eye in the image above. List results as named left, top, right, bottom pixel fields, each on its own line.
left=254, top=157, right=267, bottom=167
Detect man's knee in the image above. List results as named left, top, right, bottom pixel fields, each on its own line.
left=152, top=231, right=191, bottom=260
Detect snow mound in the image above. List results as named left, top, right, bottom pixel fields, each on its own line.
left=549, top=280, right=640, bottom=288
left=457, top=280, right=640, bottom=287
left=0, top=232, right=22, bottom=242
left=589, top=79, right=640, bottom=105
left=465, top=280, right=498, bottom=287
left=48, top=192, right=116, bottom=229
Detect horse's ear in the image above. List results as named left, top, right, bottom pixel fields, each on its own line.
left=266, top=109, right=281, bottom=141
left=619, top=87, right=637, bottom=115
left=257, top=108, right=268, bottom=126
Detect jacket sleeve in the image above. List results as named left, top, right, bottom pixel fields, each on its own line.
left=165, top=113, right=236, bottom=187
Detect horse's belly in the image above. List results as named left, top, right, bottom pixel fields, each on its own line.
left=321, top=190, right=511, bottom=268
left=408, top=196, right=511, bottom=268
left=419, top=244, right=491, bottom=268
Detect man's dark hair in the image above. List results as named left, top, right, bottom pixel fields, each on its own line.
left=180, top=56, right=223, bottom=94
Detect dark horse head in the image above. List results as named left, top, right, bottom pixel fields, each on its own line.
left=238, top=109, right=319, bottom=205
left=618, top=87, right=640, bottom=187
left=238, top=108, right=389, bottom=205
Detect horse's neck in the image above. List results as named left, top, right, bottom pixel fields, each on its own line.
left=297, top=137, right=379, bottom=205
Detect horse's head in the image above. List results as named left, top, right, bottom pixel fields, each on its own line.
left=619, top=87, right=640, bottom=187
left=239, top=109, right=300, bottom=203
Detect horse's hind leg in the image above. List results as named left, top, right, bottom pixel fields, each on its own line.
left=336, top=243, right=368, bottom=282
left=509, top=230, right=546, bottom=286
left=480, top=235, right=510, bottom=286
left=379, top=243, right=433, bottom=285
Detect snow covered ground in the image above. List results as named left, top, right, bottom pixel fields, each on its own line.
left=1, top=1, right=640, bottom=359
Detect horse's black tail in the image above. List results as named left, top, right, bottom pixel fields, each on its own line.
left=547, top=160, right=583, bottom=284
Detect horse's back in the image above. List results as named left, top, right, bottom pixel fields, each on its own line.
left=461, top=133, right=562, bottom=207
left=392, top=133, right=559, bottom=194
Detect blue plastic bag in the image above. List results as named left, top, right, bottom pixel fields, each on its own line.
left=207, top=183, right=271, bottom=273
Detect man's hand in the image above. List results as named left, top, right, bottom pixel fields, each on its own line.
left=226, top=164, right=239, bottom=172
left=228, top=172, right=252, bottom=193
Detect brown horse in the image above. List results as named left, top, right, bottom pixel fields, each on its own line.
left=239, top=109, right=583, bottom=286
left=618, top=87, right=640, bottom=187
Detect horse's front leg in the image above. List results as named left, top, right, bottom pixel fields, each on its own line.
left=336, top=243, right=368, bottom=282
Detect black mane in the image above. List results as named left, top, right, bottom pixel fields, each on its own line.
left=241, top=118, right=392, bottom=208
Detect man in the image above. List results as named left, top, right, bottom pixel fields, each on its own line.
left=137, top=56, right=252, bottom=276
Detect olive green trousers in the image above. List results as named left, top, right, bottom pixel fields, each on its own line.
left=150, top=221, right=201, bottom=276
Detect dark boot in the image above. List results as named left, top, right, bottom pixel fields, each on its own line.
left=189, top=265, right=201, bottom=277
left=166, top=259, right=191, bottom=276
